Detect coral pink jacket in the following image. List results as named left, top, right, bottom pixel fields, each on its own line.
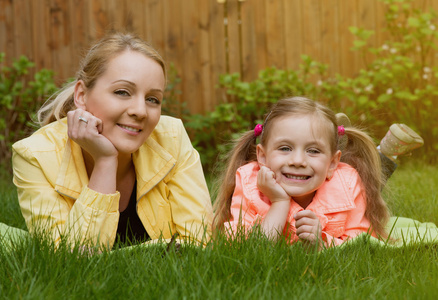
left=225, top=161, right=373, bottom=246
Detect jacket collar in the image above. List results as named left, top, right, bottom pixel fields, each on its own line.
left=55, top=136, right=176, bottom=200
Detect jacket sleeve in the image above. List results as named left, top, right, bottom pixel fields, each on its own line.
left=320, top=178, right=371, bottom=247
left=224, top=166, right=266, bottom=237
left=12, top=142, right=120, bottom=250
left=165, top=120, right=213, bottom=245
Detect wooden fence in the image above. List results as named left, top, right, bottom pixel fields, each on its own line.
left=1, top=0, right=438, bottom=114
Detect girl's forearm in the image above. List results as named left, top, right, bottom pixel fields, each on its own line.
left=261, top=201, right=290, bottom=239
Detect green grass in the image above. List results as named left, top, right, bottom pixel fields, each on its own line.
left=1, top=161, right=438, bottom=299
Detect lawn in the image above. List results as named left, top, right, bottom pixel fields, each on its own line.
left=1, top=161, right=438, bottom=299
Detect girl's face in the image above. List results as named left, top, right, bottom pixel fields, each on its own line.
left=257, top=114, right=341, bottom=208
left=75, top=50, right=165, bottom=156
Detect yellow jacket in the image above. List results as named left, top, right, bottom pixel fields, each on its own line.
left=12, top=116, right=213, bottom=248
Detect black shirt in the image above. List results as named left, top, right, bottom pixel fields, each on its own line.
left=115, top=182, right=150, bottom=246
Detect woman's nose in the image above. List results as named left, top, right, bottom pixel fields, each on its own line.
left=128, top=97, right=147, bottom=119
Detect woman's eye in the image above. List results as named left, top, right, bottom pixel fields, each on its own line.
left=114, top=90, right=130, bottom=96
left=146, top=96, right=161, bottom=105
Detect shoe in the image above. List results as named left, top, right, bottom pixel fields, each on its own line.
left=379, top=124, right=424, bottom=157
left=336, top=113, right=351, bottom=151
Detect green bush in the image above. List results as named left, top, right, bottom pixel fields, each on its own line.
left=162, top=63, right=189, bottom=118
left=337, top=0, right=438, bottom=161
left=0, top=53, right=58, bottom=174
left=186, top=0, right=438, bottom=172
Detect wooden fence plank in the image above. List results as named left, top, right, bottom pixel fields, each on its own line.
left=320, top=0, right=340, bottom=75
left=30, top=0, right=52, bottom=72
left=49, top=0, right=73, bottom=83
left=13, top=0, right=33, bottom=61
left=338, top=0, right=358, bottom=77
left=249, top=0, right=268, bottom=76
left=301, top=0, right=322, bottom=70
left=68, top=0, right=91, bottom=64
left=0, top=0, right=14, bottom=65
left=145, top=0, right=164, bottom=49
left=126, top=0, right=145, bottom=37
left=208, top=0, right=227, bottom=104
left=227, top=0, right=242, bottom=75
left=284, top=0, right=304, bottom=71
left=240, top=0, right=258, bottom=81
left=180, top=0, right=203, bottom=113
left=265, top=0, right=286, bottom=69
left=198, top=0, right=215, bottom=112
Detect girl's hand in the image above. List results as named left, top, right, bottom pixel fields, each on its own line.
left=294, top=210, right=322, bottom=248
left=257, top=166, right=290, bottom=203
left=67, top=109, right=118, bottom=160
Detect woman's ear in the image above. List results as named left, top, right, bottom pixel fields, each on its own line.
left=74, top=80, right=87, bottom=110
left=256, top=144, right=267, bottom=167
left=327, top=150, right=341, bottom=180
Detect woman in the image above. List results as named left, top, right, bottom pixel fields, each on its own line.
left=12, top=32, right=212, bottom=250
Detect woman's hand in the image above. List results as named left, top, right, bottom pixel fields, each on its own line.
left=257, top=166, right=290, bottom=203
left=294, top=210, right=322, bottom=249
left=67, top=109, right=118, bottom=194
left=67, top=109, right=118, bottom=160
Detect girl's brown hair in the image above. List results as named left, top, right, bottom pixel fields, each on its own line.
left=37, top=32, right=166, bottom=126
left=213, top=96, right=389, bottom=238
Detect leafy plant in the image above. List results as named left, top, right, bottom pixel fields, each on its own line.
left=337, top=0, right=438, bottom=161
left=0, top=53, right=57, bottom=173
left=162, top=62, right=188, bottom=119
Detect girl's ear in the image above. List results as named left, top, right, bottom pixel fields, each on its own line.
left=327, top=150, right=341, bottom=180
left=74, top=80, right=87, bottom=110
left=256, top=144, right=267, bottom=167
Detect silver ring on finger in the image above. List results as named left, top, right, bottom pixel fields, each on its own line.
left=78, top=116, right=88, bottom=124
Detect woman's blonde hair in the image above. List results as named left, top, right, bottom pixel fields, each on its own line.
left=37, top=32, right=166, bottom=126
left=213, top=96, right=389, bottom=238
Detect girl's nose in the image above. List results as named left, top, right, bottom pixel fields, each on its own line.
left=288, top=151, right=307, bottom=167
left=128, top=97, right=147, bottom=119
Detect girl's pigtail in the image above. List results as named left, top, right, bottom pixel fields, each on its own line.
left=212, top=130, right=259, bottom=232
left=341, top=127, right=390, bottom=238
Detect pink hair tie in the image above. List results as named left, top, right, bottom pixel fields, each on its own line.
left=254, top=124, right=263, bottom=137
left=338, top=125, right=345, bottom=136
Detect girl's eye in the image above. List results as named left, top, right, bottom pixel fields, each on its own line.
left=114, top=90, right=130, bottom=96
left=146, top=96, right=161, bottom=105
left=308, top=149, right=321, bottom=154
left=279, top=146, right=291, bottom=152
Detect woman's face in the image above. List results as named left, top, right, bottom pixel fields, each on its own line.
left=78, top=50, right=165, bottom=155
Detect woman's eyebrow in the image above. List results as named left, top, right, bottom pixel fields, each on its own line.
left=111, top=79, right=136, bottom=87
left=111, top=80, right=164, bottom=94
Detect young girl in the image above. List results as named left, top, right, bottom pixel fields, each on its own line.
left=213, top=96, right=390, bottom=248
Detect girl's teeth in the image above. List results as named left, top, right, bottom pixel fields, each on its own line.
left=286, top=174, right=308, bottom=180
